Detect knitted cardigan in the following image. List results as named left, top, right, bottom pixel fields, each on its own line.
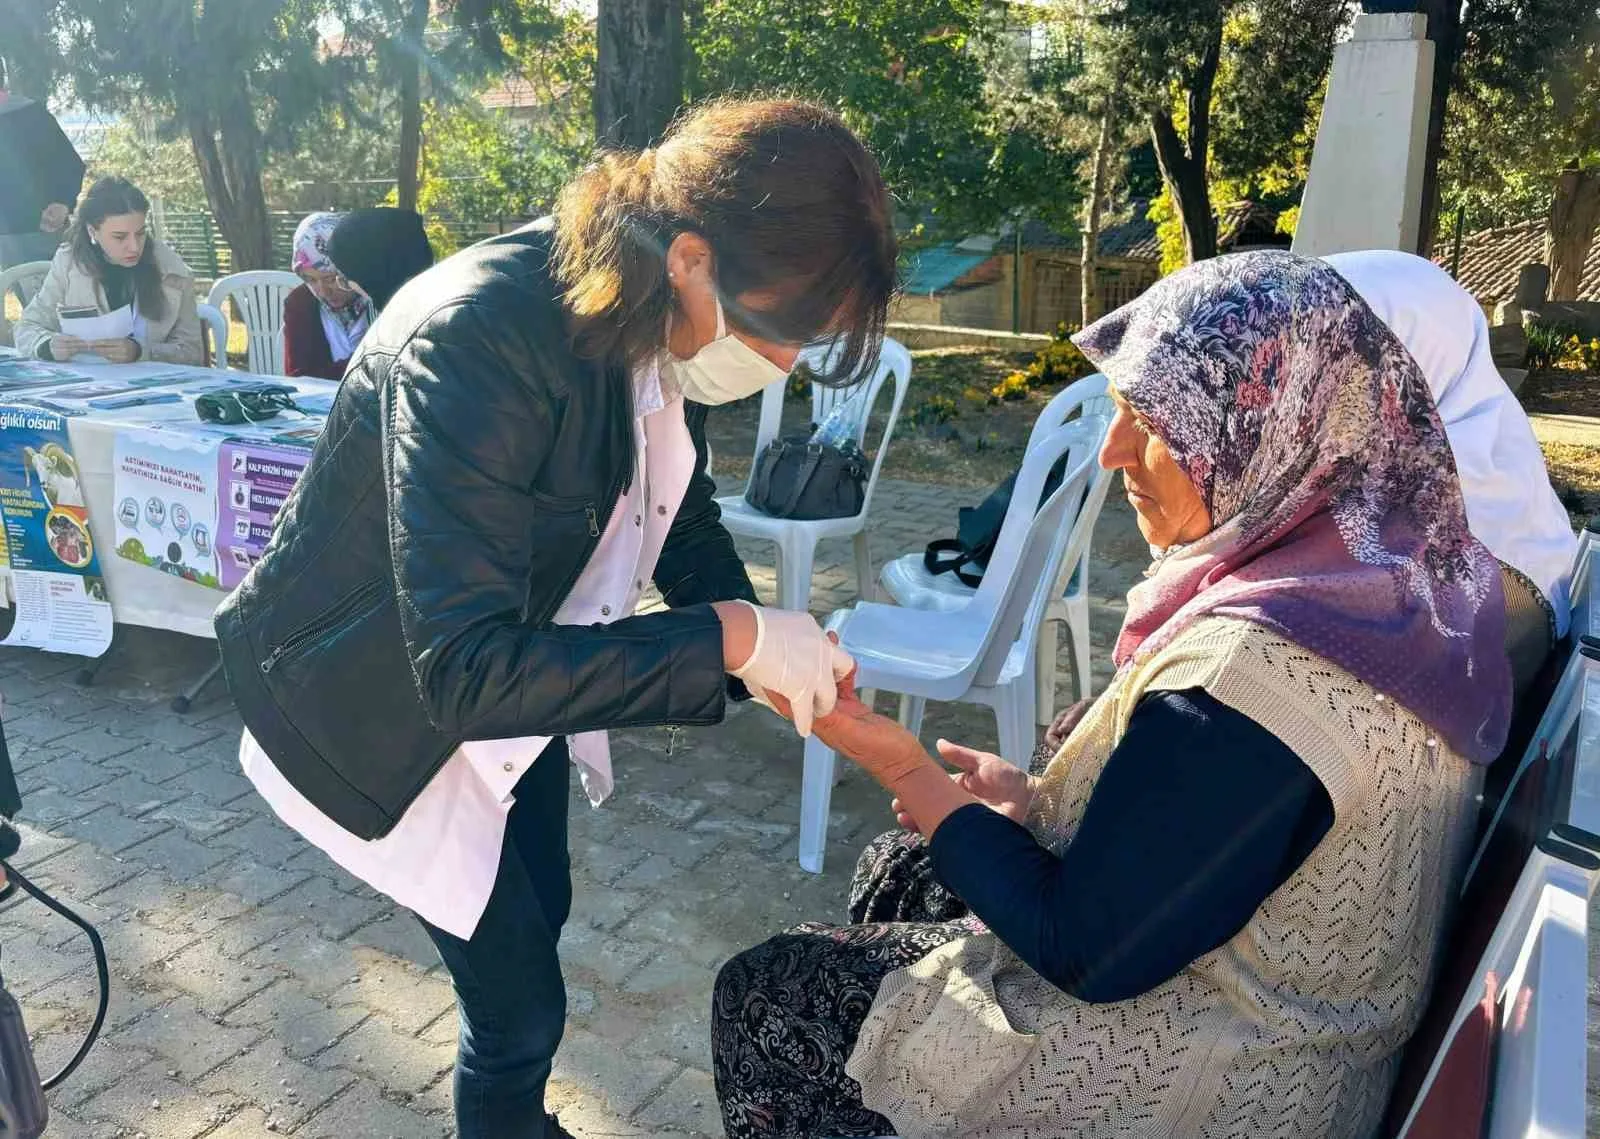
left=847, top=616, right=1481, bottom=1138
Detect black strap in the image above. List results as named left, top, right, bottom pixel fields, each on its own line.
left=748, top=442, right=780, bottom=509
left=775, top=444, right=826, bottom=518
left=923, top=538, right=985, bottom=589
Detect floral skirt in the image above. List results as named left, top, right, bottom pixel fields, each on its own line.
left=712, top=830, right=979, bottom=1138
left=710, top=712, right=1082, bottom=1139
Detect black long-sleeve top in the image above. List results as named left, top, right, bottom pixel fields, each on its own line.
left=928, top=687, right=1334, bottom=1003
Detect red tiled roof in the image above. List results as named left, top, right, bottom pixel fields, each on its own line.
left=1217, top=200, right=1287, bottom=249
left=1021, top=207, right=1162, bottom=262
left=1099, top=210, right=1162, bottom=261
left=479, top=75, right=539, bottom=110
left=1433, top=219, right=1600, bottom=305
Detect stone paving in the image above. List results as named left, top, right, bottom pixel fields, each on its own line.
left=3, top=476, right=1597, bottom=1137
left=0, top=477, right=1147, bottom=1139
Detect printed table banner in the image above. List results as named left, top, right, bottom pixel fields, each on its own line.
left=0, top=404, right=112, bottom=656
left=113, top=429, right=223, bottom=590
left=217, top=442, right=311, bottom=589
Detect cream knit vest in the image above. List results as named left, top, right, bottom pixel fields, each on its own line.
left=846, top=617, right=1481, bottom=1138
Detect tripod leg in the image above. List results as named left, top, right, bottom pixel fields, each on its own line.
left=171, top=659, right=223, bottom=715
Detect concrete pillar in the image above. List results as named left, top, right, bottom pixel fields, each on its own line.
left=1291, top=13, right=1434, bottom=257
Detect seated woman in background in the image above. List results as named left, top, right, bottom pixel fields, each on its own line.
left=14, top=175, right=201, bottom=366
left=713, top=250, right=1512, bottom=1139
left=1326, top=249, right=1576, bottom=696
left=283, top=208, right=433, bottom=379
left=326, top=206, right=433, bottom=313
left=282, top=211, right=371, bottom=380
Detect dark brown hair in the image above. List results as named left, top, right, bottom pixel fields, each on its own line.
left=552, top=97, right=898, bottom=384
left=69, top=176, right=166, bottom=321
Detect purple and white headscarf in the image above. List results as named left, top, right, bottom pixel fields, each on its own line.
left=1074, top=249, right=1511, bottom=762
left=292, top=212, right=371, bottom=361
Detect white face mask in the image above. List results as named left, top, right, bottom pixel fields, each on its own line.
left=662, top=294, right=789, bottom=406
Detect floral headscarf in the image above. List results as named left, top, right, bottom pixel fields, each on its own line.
left=292, top=212, right=370, bottom=333
left=1074, top=250, right=1510, bottom=762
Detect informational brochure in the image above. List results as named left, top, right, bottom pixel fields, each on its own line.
left=59, top=302, right=134, bottom=343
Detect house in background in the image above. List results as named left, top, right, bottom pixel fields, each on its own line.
left=1435, top=219, right=1600, bottom=312
left=895, top=212, right=1162, bottom=334
left=896, top=199, right=1288, bottom=334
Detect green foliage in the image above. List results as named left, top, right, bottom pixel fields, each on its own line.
left=989, top=372, right=1032, bottom=402
left=1578, top=336, right=1600, bottom=374
left=8, top=0, right=352, bottom=265
left=1207, top=2, right=1343, bottom=190
left=1147, top=191, right=1187, bottom=275
left=990, top=324, right=1095, bottom=403
left=1524, top=327, right=1600, bottom=373
left=1440, top=0, right=1600, bottom=232
left=415, top=3, right=592, bottom=227
left=1094, top=0, right=1347, bottom=266
left=1029, top=325, right=1096, bottom=386
left=688, top=0, right=1081, bottom=241
left=1525, top=322, right=1578, bottom=370
left=419, top=101, right=587, bottom=223
left=909, top=394, right=961, bottom=427
left=16, top=0, right=340, bottom=145
left=264, top=100, right=403, bottom=211
left=86, top=118, right=209, bottom=208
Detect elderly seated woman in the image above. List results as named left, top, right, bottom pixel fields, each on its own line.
left=712, top=250, right=1513, bottom=1139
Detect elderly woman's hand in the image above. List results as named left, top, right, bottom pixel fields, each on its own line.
left=888, top=741, right=1034, bottom=833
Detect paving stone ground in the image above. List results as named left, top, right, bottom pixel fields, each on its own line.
left=3, top=478, right=1597, bottom=1137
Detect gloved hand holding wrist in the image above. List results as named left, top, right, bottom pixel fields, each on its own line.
left=716, top=600, right=853, bottom=736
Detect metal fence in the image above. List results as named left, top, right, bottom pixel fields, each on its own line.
left=151, top=205, right=532, bottom=280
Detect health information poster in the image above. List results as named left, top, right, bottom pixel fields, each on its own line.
left=0, top=404, right=113, bottom=655
left=113, top=429, right=223, bottom=590
left=217, top=442, right=309, bottom=589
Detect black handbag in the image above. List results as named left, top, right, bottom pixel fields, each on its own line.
left=744, top=435, right=868, bottom=520
left=923, top=452, right=1075, bottom=587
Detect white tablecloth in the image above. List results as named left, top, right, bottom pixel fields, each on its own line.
left=0, top=357, right=335, bottom=640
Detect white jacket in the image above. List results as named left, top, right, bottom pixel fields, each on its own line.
left=14, top=239, right=203, bottom=366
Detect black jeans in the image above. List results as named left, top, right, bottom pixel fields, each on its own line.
left=419, top=739, right=572, bottom=1139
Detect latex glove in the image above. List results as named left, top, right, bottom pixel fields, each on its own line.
left=729, top=601, right=854, bottom=737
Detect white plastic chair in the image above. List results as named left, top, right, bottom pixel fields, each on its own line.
left=0, top=259, right=51, bottom=306
left=879, top=375, right=1116, bottom=720
left=196, top=302, right=229, bottom=369
left=0, top=260, right=51, bottom=347
left=206, top=270, right=300, bottom=376
left=797, top=416, right=1103, bottom=871
left=715, top=338, right=912, bottom=612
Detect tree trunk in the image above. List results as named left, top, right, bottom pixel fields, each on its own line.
left=595, top=0, right=684, bottom=149
left=1546, top=167, right=1600, bottom=302
left=185, top=91, right=272, bottom=271
left=1412, top=0, right=1462, bottom=257
left=395, top=0, right=429, bottom=212
left=1148, top=21, right=1221, bottom=264
left=1080, top=94, right=1117, bottom=327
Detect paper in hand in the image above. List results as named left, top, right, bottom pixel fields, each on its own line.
left=59, top=303, right=134, bottom=344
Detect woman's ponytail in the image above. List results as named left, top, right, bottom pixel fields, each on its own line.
left=552, top=148, right=677, bottom=365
